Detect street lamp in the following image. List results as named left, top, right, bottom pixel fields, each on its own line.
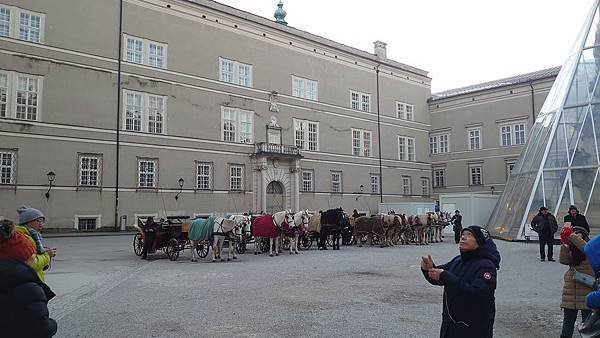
left=45, top=171, right=56, bottom=199
left=175, top=178, right=184, bottom=200
left=356, top=184, right=365, bottom=201
left=490, top=186, right=495, bottom=195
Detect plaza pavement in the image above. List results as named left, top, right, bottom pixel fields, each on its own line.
left=45, top=236, right=567, bottom=337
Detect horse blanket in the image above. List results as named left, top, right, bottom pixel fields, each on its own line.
left=306, top=214, right=321, bottom=233
left=252, top=214, right=280, bottom=238
left=281, top=222, right=304, bottom=237
left=188, top=216, right=216, bottom=241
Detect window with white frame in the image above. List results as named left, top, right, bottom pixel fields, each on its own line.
left=469, top=165, right=482, bottom=185
left=138, top=158, right=158, bottom=188
left=433, top=168, right=446, bottom=188
left=352, top=129, right=372, bottom=157
left=396, top=101, right=415, bottom=121
left=221, top=107, right=253, bottom=144
left=294, top=119, right=319, bottom=151
left=421, top=177, right=430, bottom=196
left=123, top=34, right=167, bottom=69
left=78, top=154, right=102, bottom=187
left=429, top=133, right=449, bottom=154
left=219, top=57, right=253, bottom=87
left=0, top=72, right=7, bottom=118
left=468, top=128, right=481, bottom=150
left=402, top=176, right=412, bottom=195
left=123, top=90, right=166, bottom=134
left=196, top=162, right=212, bottom=190
left=398, top=136, right=416, bottom=161
left=499, top=122, right=527, bottom=146
left=351, top=91, right=370, bottom=112
left=0, top=6, right=44, bottom=42
left=331, top=171, right=342, bottom=193
left=301, top=169, right=314, bottom=192
left=292, top=76, right=318, bottom=100
left=506, top=160, right=517, bottom=178
left=0, top=150, right=16, bottom=185
left=77, top=217, right=98, bottom=231
left=16, top=75, right=40, bottom=121
left=229, top=165, right=244, bottom=191
left=371, top=174, right=380, bottom=194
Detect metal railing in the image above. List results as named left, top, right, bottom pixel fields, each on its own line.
left=255, top=142, right=301, bottom=156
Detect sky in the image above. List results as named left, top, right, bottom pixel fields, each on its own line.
left=215, top=0, right=595, bottom=93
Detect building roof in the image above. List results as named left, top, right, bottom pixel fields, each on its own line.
left=429, top=66, right=561, bottom=102
left=183, top=0, right=430, bottom=79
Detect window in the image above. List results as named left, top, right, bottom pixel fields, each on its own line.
left=138, top=159, right=158, bottom=188
left=0, top=6, right=44, bottom=42
left=398, top=136, right=416, bottom=161
left=468, top=128, right=481, bottom=150
left=470, top=166, right=482, bottom=185
left=15, top=76, right=39, bottom=121
left=421, top=177, right=430, bottom=196
left=331, top=171, right=342, bottom=193
left=0, top=73, right=7, bottom=118
left=396, top=101, right=415, bottom=121
left=219, top=57, right=253, bottom=87
left=77, top=217, right=97, bottom=231
left=301, top=170, right=314, bottom=192
left=352, top=129, right=372, bottom=157
left=371, top=174, right=380, bottom=194
left=123, top=90, right=166, bottom=134
left=0, top=7, right=10, bottom=37
left=0, top=150, right=16, bottom=185
left=229, top=165, right=244, bottom=191
left=221, top=107, right=254, bottom=144
left=429, top=133, right=449, bottom=154
left=402, top=176, right=412, bottom=195
left=292, top=76, right=318, bottom=100
left=433, top=168, right=446, bottom=188
left=294, top=119, right=319, bottom=151
left=78, top=154, right=101, bottom=187
left=19, top=12, right=41, bottom=43
left=196, top=162, right=212, bottom=190
left=506, top=160, right=517, bottom=178
left=351, top=91, right=370, bottom=112
left=123, top=35, right=167, bottom=69
left=499, top=122, right=527, bottom=146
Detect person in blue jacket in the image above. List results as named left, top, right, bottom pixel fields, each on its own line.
left=421, top=225, right=501, bottom=338
left=584, top=235, right=600, bottom=309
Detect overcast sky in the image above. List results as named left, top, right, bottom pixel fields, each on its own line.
left=215, top=0, right=595, bottom=93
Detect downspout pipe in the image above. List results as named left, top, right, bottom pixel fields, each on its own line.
left=376, top=64, right=383, bottom=203
left=528, top=80, right=535, bottom=121
left=114, top=0, right=123, bottom=231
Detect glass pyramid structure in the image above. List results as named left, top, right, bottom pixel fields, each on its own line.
left=488, top=0, right=600, bottom=240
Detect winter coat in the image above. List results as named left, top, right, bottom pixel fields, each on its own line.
left=564, top=213, right=590, bottom=233
left=15, top=226, right=50, bottom=282
left=584, top=236, right=600, bottom=308
left=451, top=215, right=462, bottom=232
left=530, top=212, right=558, bottom=238
left=423, top=238, right=501, bottom=338
left=559, top=232, right=594, bottom=310
left=0, top=259, right=57, bottom=337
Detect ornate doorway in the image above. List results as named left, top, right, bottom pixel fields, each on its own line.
left=266, top=181, right=285, bottom=214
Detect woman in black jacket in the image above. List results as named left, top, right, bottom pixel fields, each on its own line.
left=564, top=205, right=590, bottom=233
left=421, top=225, right=501, bottom=338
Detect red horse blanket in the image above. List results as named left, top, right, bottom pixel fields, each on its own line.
left=252, top=214, right=280, bottom=238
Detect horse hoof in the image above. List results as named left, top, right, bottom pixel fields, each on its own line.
left=254, top=252, right=258, bottom=255
left=227, top=258, right=230, bottom=262
left=212, top=260, right=216, bottom=263
left=191, top=259, right=197, bottom=263
left=295, top=251, right=298, bottom=254
left=233, top=256, right=237, bottom=259
left=275, top=253, right=279, bottom=256
left=269, top=253, right=273, bottom=257
left=290, top=252, right=293, bottom=255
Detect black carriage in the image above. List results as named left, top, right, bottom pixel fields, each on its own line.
left=133, top=216, right=209, bottom=261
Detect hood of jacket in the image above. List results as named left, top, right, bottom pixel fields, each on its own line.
left=0, top=259, right=55, bottom=300
left=460, top=237, right=501, bottom=270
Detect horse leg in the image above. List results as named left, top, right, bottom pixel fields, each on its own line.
left=254, top=237, right=258, bottom=255
left=294, top=234, right=299, bottom=254
left=275, top=236, right=279, bottom=256
left=212, top=238, right=218, bottom=262
left=269, top=237, right=274, bottom=257
left=190, top=240, right=197, bottom=262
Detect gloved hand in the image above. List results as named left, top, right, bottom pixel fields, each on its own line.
left=561, top=226, right=573, bottom=245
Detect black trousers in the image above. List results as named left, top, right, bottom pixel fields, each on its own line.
left=141, top=232, right=155, bottom=258
left=561, top=308, right=591, bottom=337
left=539, top=235, right=553, bottom=260
left=453, top=228, right=461, bottom=244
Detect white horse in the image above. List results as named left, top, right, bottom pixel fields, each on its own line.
left=285, top=210, right=310, bottom=255
left=189, top=216, right=242, bottom=262
left=231, top=214, right=252, bottom=252
left=253, top=210, right=291, bottom=257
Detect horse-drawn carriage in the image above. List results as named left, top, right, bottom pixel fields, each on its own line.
left=133, top=216, right=209, bottom=261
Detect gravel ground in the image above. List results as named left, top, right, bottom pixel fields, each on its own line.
left=44, top=236, right=569, bottom=337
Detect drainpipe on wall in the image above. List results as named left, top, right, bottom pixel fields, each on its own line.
left=114, top=0, right=123, bottom=231
left=376, top=64, right=383, bottom=203
left=529, top=80, right=536, bottom=121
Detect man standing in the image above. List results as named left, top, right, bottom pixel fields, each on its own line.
left=530, top=206, right=558, bottom=262
left=450, top=210, right=463, bottom=244
left=140, top=217, right=157, bottom=260
left=564, top=205, right=590, bottom=233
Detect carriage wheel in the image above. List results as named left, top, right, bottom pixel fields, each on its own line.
left=326, top=235, right=334, bottom=247
left=260, top=239, right=270, bottom=253
left=133, top=233, right=143, bottom=256
left=358, top=234, right=368, bottom=245
left=342, top=232, right=353, bottom=245
left=282, top=237, right=291, bottom=250
left=236, top=241, right=247, bottom=254
left=372, top=234, right=380, bottom=245
left=301, top=235, right=313, bottom=249
left=166, top=238, right=180, bottom=261
left=196, top=242, right=210, bottom=258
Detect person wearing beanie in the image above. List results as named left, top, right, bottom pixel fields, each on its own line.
left=450, top=210, right=463, bottom=244
left=421, top=225, right=501, bottom=338
left=15, top=205, right=56, bottom=282
left=0, top=218, right=58, bottom=337
left=564, top=205, right=590, bottom=234
left=558, top=224, right=594, bottom=337
left=531, top=206, right=558, bottom=262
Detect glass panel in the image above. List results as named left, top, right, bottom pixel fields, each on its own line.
left=584, top=168, right=600, bottom=235
left=571, top=108, right=599, bottom=166
left=564, top=105, right=589, bottom=160
left=526, top=179, right=546, bottom=227
left=544, top=116, right=568, bottom=169
left=542, top=54, right=578, bottom=113
left=543, top=169, right=568, bottom=213
left=584, top=6, right=600, bottom=48
left=556, top=178, right=573, bottom=219
left=572, top=168, right=597, bottom=208
left=565, top=49, right=599, bottom=107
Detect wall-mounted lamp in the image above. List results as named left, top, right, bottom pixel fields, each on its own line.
left=45, top=171, right=56, bottom=199
left=356, top=184, right=365, bottom=201
left=175, top=178, right=184, bottom=200
left=490, top=186, right=495, bottom=195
